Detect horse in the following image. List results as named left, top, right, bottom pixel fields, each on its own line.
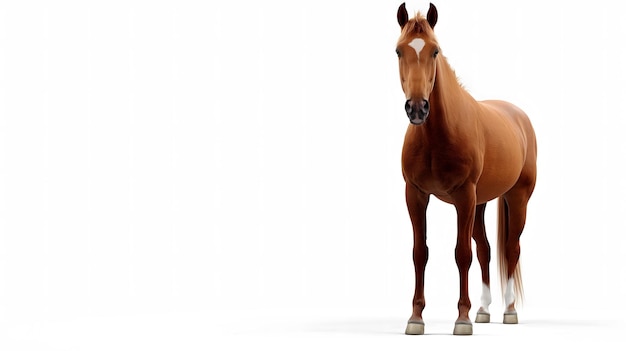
left=395, top=3, right=537, bottom=335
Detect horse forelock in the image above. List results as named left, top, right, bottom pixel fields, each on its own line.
left=399, top=13, right=435, bottom=42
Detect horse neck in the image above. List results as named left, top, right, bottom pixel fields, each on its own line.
left=425, top=56, right=478, bottom=139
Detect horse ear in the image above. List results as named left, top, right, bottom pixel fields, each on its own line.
left=427, top=3, right=438, bottom=29
left=397, top=2, right=409, bottom=29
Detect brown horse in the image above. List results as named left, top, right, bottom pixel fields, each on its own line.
left=395, top=3, right=537, bottom=335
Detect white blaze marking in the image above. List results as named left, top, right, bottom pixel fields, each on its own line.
left=505, top=277, right=515, bottom=306
left=480, top=283, right=492, bottom=313
left=408, top=38, right=426, bottom=61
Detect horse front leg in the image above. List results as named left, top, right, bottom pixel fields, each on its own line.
left=405, top=183, right=430, bottom=335
left=452, top=184, right=476, bottom=335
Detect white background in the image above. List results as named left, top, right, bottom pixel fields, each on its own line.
left=1, top=0, right=625, bottom=349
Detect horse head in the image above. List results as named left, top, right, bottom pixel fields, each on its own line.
left=396, top=3, right=439, bottom=125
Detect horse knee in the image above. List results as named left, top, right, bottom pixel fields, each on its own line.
left=455, top=245, right=472, bottom=268
left=413, top=245, right=429, bottom=265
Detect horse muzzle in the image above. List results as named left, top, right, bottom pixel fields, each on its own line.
left=405, top=99, right=430, bottom=125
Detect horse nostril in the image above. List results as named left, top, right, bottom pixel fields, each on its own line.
left=405, top=100, right=413, bottom=115
left=417, top=99, right=430, bottom=118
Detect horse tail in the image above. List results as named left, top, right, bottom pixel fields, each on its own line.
left=497, top=197, right=524, bottom=304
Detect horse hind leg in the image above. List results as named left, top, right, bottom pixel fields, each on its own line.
left=472, top=203, right=492, bottom=323
left=498, top=187, right=532, bottom=324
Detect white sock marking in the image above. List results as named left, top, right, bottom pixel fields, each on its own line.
left=480, top=283, right=491, bottom=313
left=408, top=38, right=426, bottom=61
left=505, top=277, right=515, bottom=307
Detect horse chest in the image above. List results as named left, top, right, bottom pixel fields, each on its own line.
left=402, top=145, right=476, bottom=196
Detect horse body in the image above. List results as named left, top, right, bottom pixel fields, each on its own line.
left=396, top=3, right=536, bottom=336
left=403, top=65, right=535, bottom=205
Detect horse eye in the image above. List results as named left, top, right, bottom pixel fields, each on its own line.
left=433, top=48, right=439, bottom=58
left=396, top=49, right=401, bottom=58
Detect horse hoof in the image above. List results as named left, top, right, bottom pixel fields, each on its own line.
left=503, top=312, right=518, bottom=324
left=475, top=312, right=490, bottom=323
left=405, top=321, right=425, bottom=335
left=453, top=322, right=473, bottom=335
